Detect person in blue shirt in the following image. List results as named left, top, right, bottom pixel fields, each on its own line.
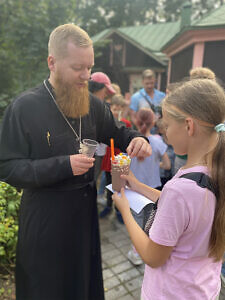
left=129, top=69, right=165, bottom=127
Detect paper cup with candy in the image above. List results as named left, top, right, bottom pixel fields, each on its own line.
left=111, top=153, right=131, bottom=192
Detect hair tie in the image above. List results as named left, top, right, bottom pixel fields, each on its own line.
left=214, top=123, right=225, bottom=133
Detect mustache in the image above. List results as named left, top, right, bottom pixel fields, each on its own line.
left=76, top=81, right=88, bottom=86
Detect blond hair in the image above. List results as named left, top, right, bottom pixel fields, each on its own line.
left=142, top=69, right=155, bottom=80
left=189, top=67, right=216, bottom=80
left=111, top=83, right=121, bottom=95
left=111, top=94, right=125, bottom=107
left=48, top=23, right=92, bottom=59
left=163, top=79, right=225, bottom=261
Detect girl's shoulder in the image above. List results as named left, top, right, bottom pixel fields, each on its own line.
left=163, top=166, right=212, bottom=200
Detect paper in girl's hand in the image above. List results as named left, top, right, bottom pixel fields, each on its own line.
left=106, top=184, right=154, bottom=213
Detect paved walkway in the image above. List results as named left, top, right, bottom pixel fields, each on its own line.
left=99, top=207, right=144, bottom=300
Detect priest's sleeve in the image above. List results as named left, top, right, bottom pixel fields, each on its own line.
left=0, top=104, right=73, bottom=189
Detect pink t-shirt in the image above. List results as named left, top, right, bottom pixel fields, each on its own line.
left=142, top=166, right=222, bottom=300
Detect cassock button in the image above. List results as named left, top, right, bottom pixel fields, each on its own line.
left=84, top=174, right=88, bottom=179
left=84, top=193, right=88, bottom=197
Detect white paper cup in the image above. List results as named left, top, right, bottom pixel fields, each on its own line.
left=80, top=139, right=98, bottom=157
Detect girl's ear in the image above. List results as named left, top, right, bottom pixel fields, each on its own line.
left=185, top=117, right=195, bottom=136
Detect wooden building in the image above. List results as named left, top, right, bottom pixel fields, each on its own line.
left=163, top=3, right=225, bottom=84
left=92, top=3, right=225, bottom=94
left=92, top=23, right=179, bottom=94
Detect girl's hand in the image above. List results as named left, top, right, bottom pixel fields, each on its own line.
left=112, top=188, right=130, bottom=215
left=120, top=170, right=140, bottom=192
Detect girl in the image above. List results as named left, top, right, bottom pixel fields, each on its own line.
left=112, top=79, right=225, bottom=299
left=130, top=108, right=171, bottom=188
left=127, top=108, right=171, bottom=265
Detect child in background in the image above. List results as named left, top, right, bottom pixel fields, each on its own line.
left=189, top=66, right=216, bottom=80
left=113, top=79, right=225, bottom=299
left=105, top=82, right=121, bottom=105
left=127, top=108, right=171, bottom=265
left=111, top=83, right=131, bottom=122
left=100, top=95, right=129, bottom=223
left=111, top=83, right=121, bottom=95
left=89, top=72, right=116, bottom=204
left=130, top=108, right=171, bottom=188
left=115, top=94, right=132, bottom=128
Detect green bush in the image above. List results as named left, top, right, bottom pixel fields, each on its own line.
left=0, top=182, right=21, bottom=273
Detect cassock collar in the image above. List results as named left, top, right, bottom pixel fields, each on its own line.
left=44, top=78, right=55, bottom=95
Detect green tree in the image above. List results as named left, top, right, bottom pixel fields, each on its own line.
left=159, top=0, right=224, bottom=22
left=0, top=182, right=21, bottom=272
left=0, top=0, right=224, bottom=119
left=192, top=0, right=222, bottom=19
left=75, top=0, right=159, bottom=36
left=0, top=0, right=76, bottom=118
left=75, top=0, right=225, bottom=35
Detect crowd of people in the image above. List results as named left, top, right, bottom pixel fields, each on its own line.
left=0, top=23, right=224, bottom=300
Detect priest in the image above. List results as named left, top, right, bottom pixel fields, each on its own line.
left=0, top=23, right=151, bottom=300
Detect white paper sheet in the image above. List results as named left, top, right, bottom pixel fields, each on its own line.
left=106, top=184, right=154, bottom=213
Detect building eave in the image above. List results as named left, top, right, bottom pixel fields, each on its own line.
left=162, top=27, right=225, bottom=57
left=93, top=28, right=167, bottom=66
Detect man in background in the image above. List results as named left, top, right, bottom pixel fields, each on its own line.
left=129, top=69, right=165, bottom=127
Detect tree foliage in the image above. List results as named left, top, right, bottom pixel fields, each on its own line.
left=160, top=0, right=223, bottom=22
left=0, top=0, right=224, bottom=118
left=0, top=0, right=76, bottom=117
left=0, top=182, right=21, bottom=272
left=75, top=0, right=224, bottom=35
left=75, top=0, right=159, bottom=36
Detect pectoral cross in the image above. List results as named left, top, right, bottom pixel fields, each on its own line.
left=47, top=131, right=51, bottom=147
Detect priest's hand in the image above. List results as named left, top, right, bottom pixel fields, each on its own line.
left=70, top=154, right=95, bottom=176
left=126, top=137, right=152, bottom=160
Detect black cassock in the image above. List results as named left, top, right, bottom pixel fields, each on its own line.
left=0, top=80, right=143, bottom=300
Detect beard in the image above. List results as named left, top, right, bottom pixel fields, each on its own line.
left=53, top=72, right=90, bottom=119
